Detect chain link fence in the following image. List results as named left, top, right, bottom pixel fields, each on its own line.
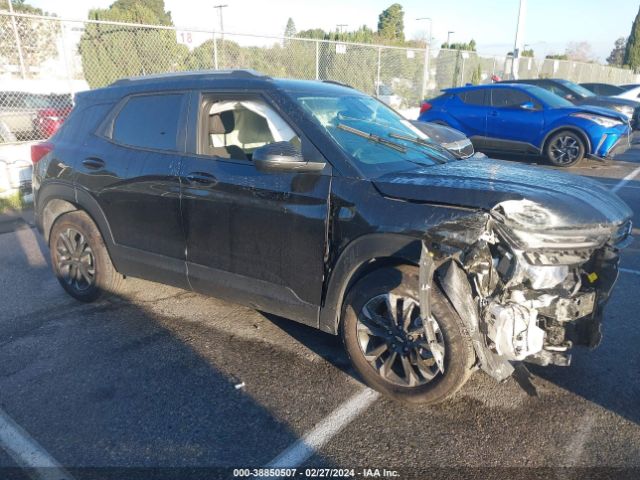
left=1, top=11, right=639, bottom=147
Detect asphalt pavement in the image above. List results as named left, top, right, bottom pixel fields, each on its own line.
left=0, top=144, right=639, bottom=480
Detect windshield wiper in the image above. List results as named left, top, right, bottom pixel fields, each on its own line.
left=337, top=124, right=407, bottom=153
left=388, top=132, right=450, bottom=164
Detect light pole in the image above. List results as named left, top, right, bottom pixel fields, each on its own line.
left=447, top=31, right=455, bottom=48
left=214, top=4, right=228, bottom=40
left=336, top=24, right=348, bottom=40
left=416, top=17, right=433, bottom=99
left=511, top=0, right=527, bottom=79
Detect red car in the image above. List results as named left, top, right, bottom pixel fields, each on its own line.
left=34, top=94, right=73, bottom=139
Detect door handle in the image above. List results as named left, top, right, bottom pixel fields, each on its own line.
left=82, top=157, right=105, bottom=170
left=185, top=171, right=217, bottom=185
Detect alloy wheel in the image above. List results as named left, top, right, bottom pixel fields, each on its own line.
left=356, top=293, right=445, bottom=387
left=549, top=135, right=581, bottom=165
left=55, top=227, right=96, bottom=292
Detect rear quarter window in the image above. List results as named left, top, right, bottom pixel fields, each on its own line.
left=111, top=94, right=184, bottom=151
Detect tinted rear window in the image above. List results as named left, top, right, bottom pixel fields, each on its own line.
left=458, top=90, right=487, bottom=105
left=112, top=94, right=183, bottom=151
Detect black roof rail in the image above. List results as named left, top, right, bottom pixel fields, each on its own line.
left=321, top=79, right=354, bottom=89
left=110, top=69, right=270, bottom=86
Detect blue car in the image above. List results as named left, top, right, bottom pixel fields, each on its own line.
left=418, top=83, right=631, bottom=167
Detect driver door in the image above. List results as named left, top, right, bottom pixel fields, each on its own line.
left=485, top=87, right=545, bottom=152
left=179, top=91, right=332, bottom=326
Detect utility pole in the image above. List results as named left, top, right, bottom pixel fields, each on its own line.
left=511, top=0, right=527, bottom=79
left=7, top=0, right=27, bottom=79
left=417, top=17, right=433, bottom=99
left=447, top=31, right=454, bottom=48
left=336, top=24, right=347, bottom=40
left=214, top=4, right=228, bottom=40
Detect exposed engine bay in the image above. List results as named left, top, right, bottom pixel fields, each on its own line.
left=421, top=199, right=632, bottom=381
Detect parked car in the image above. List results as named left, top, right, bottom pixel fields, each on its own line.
left=417, top=83, right=631, bottom=166
left=376, top=83, right=403, bottom=109
left=33, top=70, right=632, bottom=404
left=0, top=92, right=73, bottom=141
left=33, top=94, right=73, bottom=139
left=613, top=85, right=640, bottom=102
left=580, top=82, right=625, bottom=96
left=0, top=91, right=49, bottom=140
left=408, top=120, right=479, bottom=159
left=501, top=78, right=640, bottom=128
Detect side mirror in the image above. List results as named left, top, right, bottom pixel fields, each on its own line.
left=519, top=101, right=536, bottom=110
left=253, top=142, right=326, bottom=173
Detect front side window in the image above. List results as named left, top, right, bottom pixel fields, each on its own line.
left=112, top=94, right=184, bottom=151
left=490, top=88, right=536, bottom=108
left=200, top=98, right=300, bottom=160
left=292, top=93, right=454, bottom=178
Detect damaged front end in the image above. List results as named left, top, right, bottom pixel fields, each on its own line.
left=421, top=199, right=633, bottom=381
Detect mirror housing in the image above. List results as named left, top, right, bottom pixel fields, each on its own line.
left=520, top=101, right=536, bottom=111
left=253, top=142, right=326, bottom=173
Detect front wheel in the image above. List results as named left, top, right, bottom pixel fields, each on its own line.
left=341, top=265, right=475, bottom=404
left=544, top=130, right=586, bottom=167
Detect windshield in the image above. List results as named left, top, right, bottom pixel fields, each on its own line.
left=528, top=86, right=573, bottom=108
left=557, top=79, right=595, bottom=98
left=291, top=93, right=454, bottom=178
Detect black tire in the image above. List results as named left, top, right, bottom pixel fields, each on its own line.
left=544, top=130, right=586, bottom=167
left=341, top=265, right=475, bottom=404
left=49, top=210, right=124, bottom=302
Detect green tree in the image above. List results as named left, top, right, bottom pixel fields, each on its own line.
left=607, top=37, right=627, bottom=66
left=470, top=64, right=482, bottom=84
left=521, top=48, right=534, bottom=57
left=78, top=0, right=188, bottom=87
left=377, top=3, right=404, bottom=42
left=441, top=40, right=476, bottom=51
left=546, top=53, right=568, bottom=60
left=624, top=7, right=640, bottom=69
left=284, top=17, right=296, bottom=37
left=0, top=0, right=58, bottom=76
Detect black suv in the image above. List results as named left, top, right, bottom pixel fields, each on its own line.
left=501, top=78, right=640, bottom=128
left=33, top=70, right=632, bottom=404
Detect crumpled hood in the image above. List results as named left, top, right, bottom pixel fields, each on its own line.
left=373, top=158, right=632, bottom=228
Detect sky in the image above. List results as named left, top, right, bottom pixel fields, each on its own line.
left=28, top=0, right=640, bottom=60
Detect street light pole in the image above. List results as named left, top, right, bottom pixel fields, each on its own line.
left=511, top=0, right=527, bottom=79
left=214, top=4, right=228, bottom=40
left=447, top=31, right=455, bottom=48
left=416, top=17, right=433, bottom=100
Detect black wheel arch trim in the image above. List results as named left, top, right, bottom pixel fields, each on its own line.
left=37, top=182, right=121, bottom=271
left=542, top=126, right=592, bottom=154
left=319, top=233, right=421, bottom=334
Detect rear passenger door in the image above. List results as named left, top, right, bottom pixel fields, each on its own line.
left=81, top=92, right=189, bottom=288
left=179, top=91, right=332, bottom=326
left=454, top=89, right=489, bottom=147
left=486, top=87, right=545, bottom=152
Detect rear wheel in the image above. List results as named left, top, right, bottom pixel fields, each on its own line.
left=544, top=130, right=586, bottom=167
left=341, top=265, right=475, bottom=404
left=50, top=211, right=124, bottom=302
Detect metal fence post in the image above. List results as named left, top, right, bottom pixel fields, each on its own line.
left=315, top=40, right=319, bottom=80
left=420, top=44, right=430, bottom=100
left=376, top=47, right=382, bottom=97
left=7, top=1, right=27, bottom=79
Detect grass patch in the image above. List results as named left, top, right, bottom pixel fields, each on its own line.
left=0, top=191, right=24, bottom=214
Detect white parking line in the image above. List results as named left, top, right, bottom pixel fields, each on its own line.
left=266, top=388, right=379, bottom=469
left=0, top=408, right=73, bottom=480
left=610, top=165, right=640, bottom=193
left=620, top=268, right=640, bottom=276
